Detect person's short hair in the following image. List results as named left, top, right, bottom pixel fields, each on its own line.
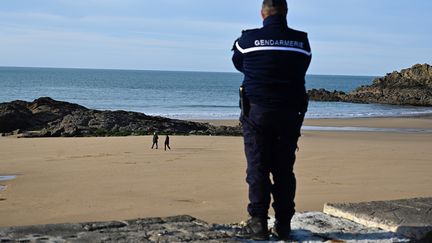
left=262, top=0, right=288, bottom=16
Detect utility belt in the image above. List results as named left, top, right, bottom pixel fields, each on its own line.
left=239, top=85, right=308, bottom=117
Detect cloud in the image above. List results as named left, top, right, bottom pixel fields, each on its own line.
left=1, top=0, right=431, bottom=74
left=0, top=23, right=235, bottom=71
left=0, top=10, right=248, bottom=39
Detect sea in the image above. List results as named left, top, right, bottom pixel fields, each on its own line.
left=1, top=67, right=432, bottom=120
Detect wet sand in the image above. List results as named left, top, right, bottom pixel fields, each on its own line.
left=0, top=117, right=431, bottom=227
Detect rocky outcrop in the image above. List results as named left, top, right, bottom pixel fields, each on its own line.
left=0, top=97, right=241, bottom=137
left=307, top=89, right=347, bottom=102
left=348, top=64, right=432, bottom=106
left=308, top=64, right=432, bottom=106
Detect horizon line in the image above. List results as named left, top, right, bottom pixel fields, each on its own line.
left=0, top=65, right=380, bottom=77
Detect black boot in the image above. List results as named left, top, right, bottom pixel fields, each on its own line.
left=272, top=220, right=291, bottom=240
left=236, top=217, right=269, bottom=241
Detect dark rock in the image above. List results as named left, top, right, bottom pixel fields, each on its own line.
left=308, top=64, right=432, bottom=106
left=348, top=64, right=432, bottom=106
left=0, top=100, right=33, bottom=133
left=0, top=98, right=242, bottom=137
left=307, top=89, right=347, bottom=102
left=28, top=97, right=87, bottom=124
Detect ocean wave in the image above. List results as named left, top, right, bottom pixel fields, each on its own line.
left=179, top=105, right=238, bottom=108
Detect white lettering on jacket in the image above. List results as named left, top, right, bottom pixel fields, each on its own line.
left=254, top=39, right=304, bottom=48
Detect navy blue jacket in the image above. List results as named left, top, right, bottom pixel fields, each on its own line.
left=232, top=15, right=312, bottom=109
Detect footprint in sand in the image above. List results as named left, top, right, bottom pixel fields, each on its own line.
left=174, top=199, right=206, bottom=204
left=312, top=177, right=343, bottom=186
left=112, top=161, right=137, bottom=165
left=68, top=153, right=114, bottom=159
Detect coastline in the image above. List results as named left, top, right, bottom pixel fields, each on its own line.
left=196, top=115, right=432, bottom=129
left=0, top=116, right=431, bottom=227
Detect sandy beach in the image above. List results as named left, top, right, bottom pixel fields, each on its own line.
left=0, top=117, right=431, bottom=227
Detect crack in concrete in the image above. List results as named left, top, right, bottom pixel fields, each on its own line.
left=385, top=207, right=401, bottom=213
left=392, top=203, right=421, bottom=210
left=392, top=212, right=404, bottom=225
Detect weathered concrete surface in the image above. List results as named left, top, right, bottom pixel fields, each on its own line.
left=324, top=197, right=432, bottom=242
left=0, top=213, right=409, bottom=242
left=285, top=212, right=409, bottom=242
left=0, top=215, right=241, bottom=243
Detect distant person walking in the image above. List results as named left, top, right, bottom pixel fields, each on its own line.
left=151, top=132, right=159, bottom=149
left=164, top=135, right=171, bottom=151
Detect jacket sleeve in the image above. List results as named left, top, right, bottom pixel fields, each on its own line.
left=231, top=38, right=244, bottom=73
left=304, top=34, right=312, bottom=70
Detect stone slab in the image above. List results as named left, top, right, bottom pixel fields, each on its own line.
left=0, top=212, right=409, bottom=242
left=324, top=197, right=432, bottom=242
left=284, top=212, right=409, bottom=242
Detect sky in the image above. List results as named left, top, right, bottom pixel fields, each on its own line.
left=0, top=0, right=431, bottom=75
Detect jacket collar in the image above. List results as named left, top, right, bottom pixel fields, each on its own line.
left=263, top=15, right=288, bottom=27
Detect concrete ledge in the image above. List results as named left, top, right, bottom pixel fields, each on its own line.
left=0, top=212, right=410, bottom=242
left=324, top=197, right=432, bottom=242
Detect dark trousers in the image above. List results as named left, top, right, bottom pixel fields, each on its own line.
left=151, top=142, right=158, bottom=149
left=240, top=103, right=304, bottom=223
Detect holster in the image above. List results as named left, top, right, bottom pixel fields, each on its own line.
left=239, top=85, right=250, bottom=117
left=300, top=93, right=309, bottom=115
